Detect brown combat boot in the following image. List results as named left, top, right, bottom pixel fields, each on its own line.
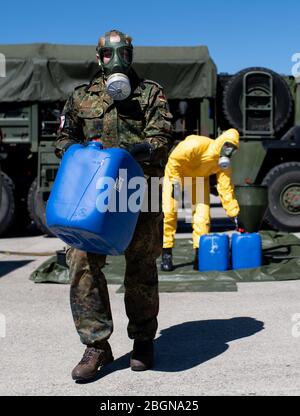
left=71, top=342, right=114, bottom=381
left=130, top=340, right=154, bottom=371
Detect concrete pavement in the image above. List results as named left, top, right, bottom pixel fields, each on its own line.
left=1, top=232, right=300, bottom=396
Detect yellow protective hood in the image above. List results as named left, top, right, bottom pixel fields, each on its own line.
left=212, top=129, right=240, bottom=155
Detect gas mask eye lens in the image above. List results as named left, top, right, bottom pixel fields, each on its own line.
left=118, top=47, right=132, bottom=64
left=225, top=147, right=235, bottom=157
left=221, top=142, right=237, bottom=157
left=101, top=48, right=113, bottom=64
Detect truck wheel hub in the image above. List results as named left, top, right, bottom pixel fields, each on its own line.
left=280, top=184, right=300, bottom=214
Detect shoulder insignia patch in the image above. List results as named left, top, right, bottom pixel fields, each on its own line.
left=158, top=94, right=167, bottom=102
left=59, top=115, right=65, bottom=129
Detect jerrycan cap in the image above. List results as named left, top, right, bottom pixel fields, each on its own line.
left=88, top=140, right=104, bottom=150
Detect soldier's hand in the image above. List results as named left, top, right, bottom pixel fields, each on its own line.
left=129, top=142, right=154, bottom=162
left=54, top=143, right=74, bottom=159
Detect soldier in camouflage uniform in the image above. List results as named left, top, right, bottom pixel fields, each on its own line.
left=55, top=30, right=173, bottom=381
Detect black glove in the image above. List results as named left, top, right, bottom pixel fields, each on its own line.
left=55, top=143, right=75, bottom=159
left=229, top=216, right=238, bottom=229
left=129, top=142, right=154, bottom=162
left=231, top=216, right=244, bottom=231
left=234, top=216, right=239, bottom=230
left=0, top=150, right=7, bottom=161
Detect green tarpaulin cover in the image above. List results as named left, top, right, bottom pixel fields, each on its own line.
left=0, top=44, right=217, bottom=101
left=30, top=231, right=300, bottom=292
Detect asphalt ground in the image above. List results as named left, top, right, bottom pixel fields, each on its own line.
left=0, top=207, right=300, bottom=396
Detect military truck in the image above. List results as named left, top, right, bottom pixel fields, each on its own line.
left=0, top=43, right=299, bottom=235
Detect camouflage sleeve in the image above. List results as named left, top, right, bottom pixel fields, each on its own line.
left=54, top=93, right=84, bottom=158
left=143, top=85, right=173, bottom=168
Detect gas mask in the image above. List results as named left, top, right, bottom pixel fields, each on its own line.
left=97, top=30, right=133, bottom=101
left=218, top=142, right=238, bottom=170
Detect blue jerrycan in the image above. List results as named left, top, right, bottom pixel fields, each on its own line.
left=199, top=234, right=230, bottom=272
left=231, top=233, right=262, bottom=270
left=46, top=141, right=145, bottom=255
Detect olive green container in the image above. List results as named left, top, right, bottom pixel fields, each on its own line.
left=234, top=185, right=268, bottom=233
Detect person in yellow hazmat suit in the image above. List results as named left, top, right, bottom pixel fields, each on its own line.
left=161, top=128, right=240, bottom=272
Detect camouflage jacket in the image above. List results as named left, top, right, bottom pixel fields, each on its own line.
left=55, top=69, right=173, bottom=177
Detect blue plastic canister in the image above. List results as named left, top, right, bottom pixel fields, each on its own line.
left=46, top=142, right=145, bottom=255
left=231, top=233, right=262, bottom=270
left=199, top=234, right=230, bottom=272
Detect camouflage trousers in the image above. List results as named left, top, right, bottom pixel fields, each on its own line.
left=66, top=212, right=163, bottom=346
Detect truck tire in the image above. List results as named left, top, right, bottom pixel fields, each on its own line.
left=223, top=67, right=293, bottom=134
left=262, top=162, right=300, bottom=231
left=27, top=178, right=52, bottom=236
left=0, top=172, right=16, bottom=235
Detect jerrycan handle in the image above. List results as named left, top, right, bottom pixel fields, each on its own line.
left=88, top=139, right=104, bottom=150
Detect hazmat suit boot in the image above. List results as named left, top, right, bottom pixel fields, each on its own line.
left=161, top=248, right=175, bottom=272
left=193, top=248, right=199, bottom=271
left=71, top=341, right=114, bottom=381
left=130, top=340, right=154, bottom=371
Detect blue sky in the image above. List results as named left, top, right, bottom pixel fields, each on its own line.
left=0, top=0, right=299, bottom=75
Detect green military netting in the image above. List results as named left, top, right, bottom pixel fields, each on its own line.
left=30, top=231, right=300, bottom=292
left=0, top=43, right=217, bottom=101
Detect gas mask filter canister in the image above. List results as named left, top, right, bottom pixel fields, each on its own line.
left=106, top=73, right=131, bottom=101
left=218, top=156, right=231, bottom=170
